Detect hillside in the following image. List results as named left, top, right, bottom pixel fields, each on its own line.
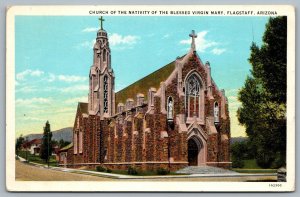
left=230, top=136, right=248, bottom=144
left=24, top=127, right=73, bottom=142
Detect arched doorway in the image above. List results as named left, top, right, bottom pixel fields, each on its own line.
left=188, top=138, right=200, bottom=166
left=187, top=133, right=206, bottom=166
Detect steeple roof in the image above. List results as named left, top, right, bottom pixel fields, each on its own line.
left=97, top=16, right=108, bottom=38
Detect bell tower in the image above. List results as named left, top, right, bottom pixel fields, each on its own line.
left=88, top=17, right=115, bottom=118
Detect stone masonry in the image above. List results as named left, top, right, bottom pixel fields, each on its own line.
left=58, top=19, right=231, bottom=171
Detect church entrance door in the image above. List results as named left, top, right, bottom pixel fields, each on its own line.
left=188, top=138, right=199, bottom=166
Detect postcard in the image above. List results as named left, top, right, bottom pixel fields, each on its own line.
left=6, top=5, right=295, bottom=192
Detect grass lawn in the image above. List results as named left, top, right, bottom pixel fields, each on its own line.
left=232, top=159, right=277, bottom=173
left=17, top=151, right=58, bottom=167
left=242, top=159, right=262, bottom=169
left=233, top=169, right=277, bottom=173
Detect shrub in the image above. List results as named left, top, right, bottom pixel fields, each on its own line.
left=156, top=168, right=170, bottom=175
left=127, top=166, right=138, bottom=175
left=106, top=168, right=112, bottom=173
left=271, top=152, right=286, bottom=169
left=96, top=165, right=107, bottom=172
left=256, top=150, right=273, bottom=169
left=232, top=157, right=244, bottom=168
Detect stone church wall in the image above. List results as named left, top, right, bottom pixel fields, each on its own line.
left=61, top=42, right=231, bottom=171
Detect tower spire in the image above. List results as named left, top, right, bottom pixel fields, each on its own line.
left=189, top=30, right=197, bottom=51
left=99, top=16, right=105, bottom=30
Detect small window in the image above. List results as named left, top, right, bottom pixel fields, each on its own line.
left=103, top=49, right=106, bottom=62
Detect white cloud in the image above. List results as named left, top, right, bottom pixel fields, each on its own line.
left=211, top=48, right=226, bottom=55
left=16, top=97, right=51, bottom=105
left=60, top=85, right=88, bottom=93
left=109, top=33, right=139, bottom=46
left=48, top=73, right=56, bottom=82
left=225, top=88, right=239, bottom=95
left=23, top=116, right=45, bottom=122
left=180, top=31, right=226, bottom=55
left=55, top=107, right=76, bottom=113
left=227, top=95, right=238, bottom=102
left=58, top=75, right=86, bottom=83
left=65, top=96, right=88, bottom=104
left=77, top=33, right=139, bottom=50
left=31, top=70, right=44, bottom=76
left=227, top=95, right=242, bottom=113
left=16, top=69, right=44, bottom=81
left=16, top=86, right=37, bottom=93
left=82, top=27, right=98, bottom=32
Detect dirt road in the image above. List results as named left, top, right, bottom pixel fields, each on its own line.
left=15, top=160, right=114, bottom=181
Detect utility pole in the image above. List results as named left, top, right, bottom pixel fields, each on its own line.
left=47, top=130, right=50, bottom=168
left=25, top=136, right=28, bottom=162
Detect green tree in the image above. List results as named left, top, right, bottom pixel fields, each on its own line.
left=231, top=139, right=255, bottom=168
left=237, top=16, right=287, bottom=168
left=40, top=121, right=53, bottom=164
left=58, top=139, right=71, bottom=149
left=15, top=135, right=25, bottom=156
left=231, top=141, right=246, bottom=168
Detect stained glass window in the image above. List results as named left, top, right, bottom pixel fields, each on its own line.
left=185, top=74, right=201, bottom=118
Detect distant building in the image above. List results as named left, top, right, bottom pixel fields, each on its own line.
left=60, top=19, right=231, bottom=171
left=58, top=143, right=73, bottom=166
left=21, top=138, right=59, bottom=156
left=21, top=139, right=42, bottom=155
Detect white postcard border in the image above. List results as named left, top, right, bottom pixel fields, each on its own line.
left=6, top=5, right=295, bottom=192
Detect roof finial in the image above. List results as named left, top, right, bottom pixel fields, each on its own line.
left=189, top=30, right=197, bottom=51
left=99, top=16, right=105, bottom=30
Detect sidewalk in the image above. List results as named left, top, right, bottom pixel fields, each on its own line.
left=16, top=156, right=277, bottom=180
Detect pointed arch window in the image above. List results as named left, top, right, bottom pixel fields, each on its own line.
left=79, top=130, right=83, bottom=154
left=89, top=76, right=92, bottom=110
left=214, top=102, right=219, bottom=123
left=74, top=131, right=78, bottom=154
left=185, top=73, right=201, bottom=118
left=167, top=97, right=174, bottom=121
left=103, top=75, right=108, bottom=113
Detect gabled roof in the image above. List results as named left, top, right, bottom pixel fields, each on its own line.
left=21, top=138, right=42, bottom=148
left=30, top=138, right=42, bottom=145
left=59, top=143, right=73, bottom=152
left=115, top=59, right=179, bottom=105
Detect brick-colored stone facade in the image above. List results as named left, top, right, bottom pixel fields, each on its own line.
left=59, top=26, right=231, bottom=171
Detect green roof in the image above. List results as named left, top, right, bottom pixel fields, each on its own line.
left=59, top=143, right=73, bottom=152
left=115, top=60, right=177, bottom=105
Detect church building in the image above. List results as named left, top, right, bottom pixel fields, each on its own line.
left=59, top=18, right=231, bottom=171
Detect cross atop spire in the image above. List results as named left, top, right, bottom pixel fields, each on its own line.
left=99, top=16, right=105, bottom=30
left=189, top=30, right=197, bottom=51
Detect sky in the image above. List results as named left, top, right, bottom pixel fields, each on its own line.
left=15, top=16, right=269, bottom=138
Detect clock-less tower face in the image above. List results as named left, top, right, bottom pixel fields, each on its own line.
left=88, top=17, right=115, bottom=118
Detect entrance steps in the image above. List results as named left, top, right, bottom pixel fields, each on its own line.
left=176, top=165, right=239, bottom=174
